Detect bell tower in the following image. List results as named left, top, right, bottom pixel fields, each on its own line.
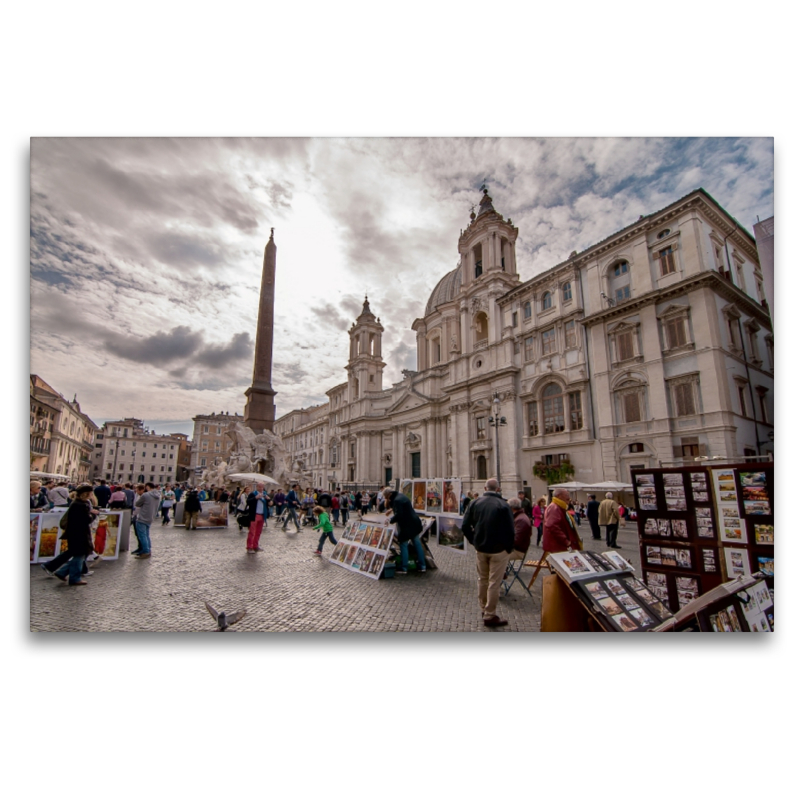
left=458, top=186, right=519, bottom=289
left=346, top=296, right=385, bottom=401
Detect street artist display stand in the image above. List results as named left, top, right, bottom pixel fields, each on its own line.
left=328, top=513, right=437, bottom=580
left=631, top=461, right=773, bottom=615
left=541, top=549, right=774, bottom=632
left=173, top=501, right=229, bottom=528
left=30, top=509, right=131, bottom=563
left=400, top=477, right=468, bottom=552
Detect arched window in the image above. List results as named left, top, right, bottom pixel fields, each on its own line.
left=542, top=292, right=552, bottom=310
left=475, top=312, right=489, bottom=345
left=542, top=383, right=565, bottom=433
left=613, top=261, right=629, bottom=277
left=523, top=301, right=532, bottom=320
left=562, top=282, right=572, bottom=302
left=476, top=455, right=487, bottom=480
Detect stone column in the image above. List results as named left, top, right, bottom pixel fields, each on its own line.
left=244, top=230, right=277, bottom=432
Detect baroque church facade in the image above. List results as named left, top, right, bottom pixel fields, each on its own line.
left=274, top=188, right=774, bottom=496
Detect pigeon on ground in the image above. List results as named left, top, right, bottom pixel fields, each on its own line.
left=205, top=600, right=246, bottom=632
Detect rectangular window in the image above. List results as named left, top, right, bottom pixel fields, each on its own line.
left=659, top=246, right=676, bottom=275
left=674, top=383, right=696, bottom=417
left=411, top=452, right=421, bottom=478
left=202, top=426, right=209, bottom=434
left=565, top=321, right=577, bottom=348
left=623, top=393, right=641, bottom=423
left=201, top=441, right=208, bottom=452
left=738, top=386, right=748, bottom=417
left=542, top=328, right=556, bottom=355
left=512, top=311, right=518, bottom=327
left=162, top=453, right=166, bottom=458
left=543, top=394, right=565, bottom=434
left=121, top=450, right=125, bottom=456
left=476, top=416, right=486, bottom=439
left=524, top=336, right=535, bottom=361
left=214, top=442, right=221, bottom=452
left=569, top=392, right=583, bottom=430
left=757, top=390, right=769, bottom=423
left=617, top=331, right=634, bottom=361
left=527, top=401, right=539, bottom=436
left=665, top=317, right=687, bottom=349
left=350, top=443, right=356, bottom=457
left=200, top=458, right=207, bottom=467
left=615, top=285, right=631, bottom=302
left=169, top=453, right=174, bottom=459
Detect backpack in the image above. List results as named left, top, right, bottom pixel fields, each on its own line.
left=58, top=506, right=70, bottom=531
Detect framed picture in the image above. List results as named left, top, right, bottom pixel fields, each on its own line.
left=442, top=480, right=460, bottom=514
left=723, top=547, right=750, bottom=580
left=426, top=480, right=443, bottom=513
left=412, top=481, right=426, bottom=511
left=437, top=516, right=465, bottom=550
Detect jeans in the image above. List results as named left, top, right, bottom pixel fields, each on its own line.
left=282, top=507, right=300, bottom=530
left=400, top=535, right=426, bottom=572
left=54, top=554, right=87, bottom=585
left=134, top=520, right=152, bottom=554
left=161, top=505, right=171, bottom=523
left=317, top=530, right=337, bottom=551
left=340, top=507, right=349, bottom=525
left=332, top=508, right=340, bottom=525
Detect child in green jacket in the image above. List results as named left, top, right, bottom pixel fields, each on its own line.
left=312, top=506, right=337, bottom=555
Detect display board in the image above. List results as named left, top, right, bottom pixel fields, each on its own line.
left=710, top=465, right=774, bottom=588
left=402, top=478, right=462, bottom=516
left=329, top=518, right=397, bottom=580
left=173, top=500, right=229, bottom=528
left=30, top=509, right=124, bottom=562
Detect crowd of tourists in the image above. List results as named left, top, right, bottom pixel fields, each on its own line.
left=31, top=476, right=629, bottom=631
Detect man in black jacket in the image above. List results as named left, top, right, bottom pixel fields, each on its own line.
left=461, top=478, right=515, bottom=628
left=382, top=488, right=426, bottom=575
left=586, top=494, right=602, bottom=540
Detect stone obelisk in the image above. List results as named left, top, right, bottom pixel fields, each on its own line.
left=243, top=229, right=277, bottom=432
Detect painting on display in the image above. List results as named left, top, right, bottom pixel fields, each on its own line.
left=426, top=480, right=442, bottom=513
left=36, top=512, right=64, bottom=563
left=442, top=480, right=461, bottom=514
left=177, top=501, right=228, bottom=528
left=329, top=519, right=396, bottom=580
left=30, top=514, right=41, bottom=563
left=400, top=480, right=413, bottom=502
left=91, top=511, right=122, bottom=560
left=437, top=516, right=466, bottom=551
left=412, top=481, right=426, bottom=512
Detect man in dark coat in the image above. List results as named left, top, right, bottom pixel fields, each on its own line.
left=52, top=484, right=97, bottom=586
left=461, top=479, right=515, bottom=628
left=586, top=494, right=602, bottom=540
left=93, top=479, right=111, bottom=508
left=383, top=488, right=426, bottom=575
left=183, top=487, right=202, bottom=530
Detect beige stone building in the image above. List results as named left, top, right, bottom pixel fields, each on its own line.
left=30, top=375, right=98, bottom=481
left=91, top=418, right=185, bottom=486
left=189, top=411, right=243, bottom=479
left=274, top=188, right=774, bottom=497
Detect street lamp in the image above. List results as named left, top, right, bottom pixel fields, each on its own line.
left=488, top=392, right=507, bottom=489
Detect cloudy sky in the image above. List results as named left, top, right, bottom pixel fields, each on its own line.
left=30, top=137, right=773, bottom=436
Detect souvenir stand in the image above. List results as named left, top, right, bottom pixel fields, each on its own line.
left=540, top=549, right=774, bottom=632
left=631, top=461, right=773, bottom=614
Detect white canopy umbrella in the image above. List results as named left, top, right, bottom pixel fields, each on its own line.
left=584, top=480, right=633, bottom=492
left=547, top=480, right=592, bottom=491
left=30, top=471, right=71, bottom=481
left=226, top=472, right=279, bottom=485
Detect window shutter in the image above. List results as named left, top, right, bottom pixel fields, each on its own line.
left=672, top=445, right=683, bottom=458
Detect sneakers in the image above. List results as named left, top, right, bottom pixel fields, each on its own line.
left=135, top=553, right=151, bottom=559
left=69, top=580, right=88, bottom=586
left=396, top=569, right=408, bottom=574
left=40, top=564, right=54, bottom=578
left=131, top=550, right=141, bottom=555
left=84, top=570, right=95, bottom=576
left=313, top=550, right=322, bottom=556
left=419, top=569, right=427, bottom=573
left=246, top=549, right=256, bottom=554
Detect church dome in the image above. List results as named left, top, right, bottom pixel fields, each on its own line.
left=425, top=264, right=462, bottom=316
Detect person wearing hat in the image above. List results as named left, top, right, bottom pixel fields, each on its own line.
left=51, top=483, right=98, bottom=586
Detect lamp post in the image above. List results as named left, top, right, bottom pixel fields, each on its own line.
left=488, top=392, right=507, bottom=489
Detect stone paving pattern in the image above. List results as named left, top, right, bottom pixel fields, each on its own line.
left=29, top=514, right=642, bottom=633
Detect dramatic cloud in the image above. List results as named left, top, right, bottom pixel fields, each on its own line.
left=30, top=137, right=773, bottom=435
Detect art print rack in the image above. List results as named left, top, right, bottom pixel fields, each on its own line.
left=709, top=463, right=774, bottom=590
left=400, top=477, right=468, bottom=552
left=329, top=517, right=397, bottom=580
left=632, top=462, right=773, bottom=613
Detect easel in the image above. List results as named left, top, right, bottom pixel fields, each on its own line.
left=526, top=552, right=553, bottom=590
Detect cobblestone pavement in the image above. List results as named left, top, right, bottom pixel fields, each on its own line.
left=29, top=514, right=642, bottom=633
